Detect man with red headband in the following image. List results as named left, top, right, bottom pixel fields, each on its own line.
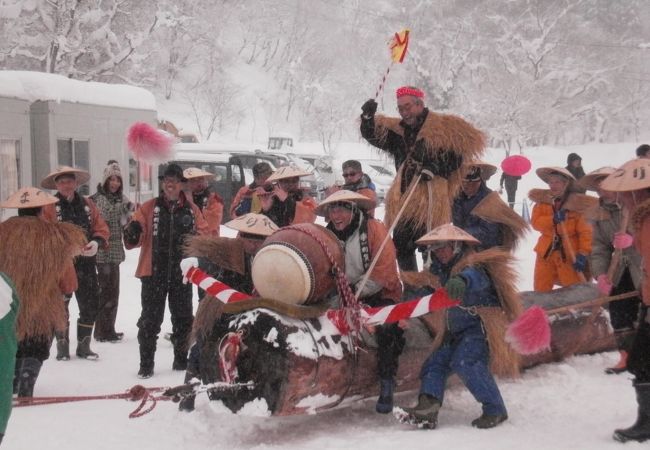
left=360, top=87, right=486, bottom=271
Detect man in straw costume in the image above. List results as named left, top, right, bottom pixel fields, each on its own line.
left=453, top=161, right=528, bottom=252
left=41, top=166, right=109, bottom=361
left=0, top=187, right=86, bottom=398
left=360, top=87, right=486, bottom=271
left=397, top=223, right=522, bottom=430
left=529, top=166, right=595, bottom=292
left=599, top=159, right=650, bottom=443
left=124, top=163, right=208, bottom=378
left=317, top=190, right=404, bottom=414
left=183, top=167, right=224, bottom=237
left=178, top=212, right=279, bottom=412
left=0, top=271, right=18, bottom=445
left=259, top=165, right=317, bottom=226
left=581, top=167, right=642, bottom=375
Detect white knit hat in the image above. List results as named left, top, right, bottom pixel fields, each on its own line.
left=102, top=161, right=122, bottom=183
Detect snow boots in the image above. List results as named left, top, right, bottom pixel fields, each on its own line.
left=13, top=357, right=42, bottom=397
left=76, top=322, right=99, bottom=359
left=397, top=393, right=442, bottom=429
left=137, top=335, right=156, bottom=378
left=613, top=381, right=650, bottom=443
left=55, top=324, right=70, bottom=361
left=376, top=378, right=395, bottom=413
left=471, top=413, right=508, bottom=429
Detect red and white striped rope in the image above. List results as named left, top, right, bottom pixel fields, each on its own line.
left=180, top=258, right=459, bottom=334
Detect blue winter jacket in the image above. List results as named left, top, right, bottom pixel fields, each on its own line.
left=452, top=183, right=503, bottom=250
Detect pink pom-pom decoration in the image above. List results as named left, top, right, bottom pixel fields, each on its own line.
left=505, top=305, right=551, bottom=355
left=127, top=122, right=175, bottom=163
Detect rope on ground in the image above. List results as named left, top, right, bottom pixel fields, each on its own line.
left=12, top=384, right=172, bottom=418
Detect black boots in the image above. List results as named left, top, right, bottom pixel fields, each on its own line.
left=138, top=334, right=156, bottom=378
left=55, top=324, right=70, bottom=361
left=400, top=394, right=442, bottom=429
left=76, top=323, right=99, bottom=359
left=614, top=382, right=650, bottom=443
left=13, top=357, right=42, bottom=397
left=471, top=413, right=508, bottom=429
left=376, top=378, right=395, bottom=413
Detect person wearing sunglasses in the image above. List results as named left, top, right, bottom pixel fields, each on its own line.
left=327, top=160, right=377, bottom=217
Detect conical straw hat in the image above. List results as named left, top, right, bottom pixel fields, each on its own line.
left=536, top=166, right=575, bottom=183
left=183, top=167, right=215, bottom=179
left=225, top=213, right=279, bottom=237
left=600, top=159, right=650, bottom=192
left=315, top=189, right=376, bottom=216
left=41, top=166, right=91, bottom=190
left=415, top=223, right=480, bottom=246
left=266, top=165, right=312, bottom=182
left=465, top=161, right=498, bottom=181
left=579, top=167, right=616, bottom=192
left=0, top=187, right=59, bottom=208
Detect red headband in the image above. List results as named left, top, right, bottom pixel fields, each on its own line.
left=396, top=86, right=424, bottom=99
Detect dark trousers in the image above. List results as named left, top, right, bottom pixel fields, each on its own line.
left=366, top=295, right=405, bottom=379
left=137, top=275, right=193, bottom=367
left=95, top=263, right=121, bottom=338
left=629, top=307, right=650, bottom=382
left=609, top=269, right=642, bottom=332
left=72, top=257, right=100, bottom=326
left=505, top=188, right=516, bottom=208
left=17, top=335, right=53, bottom=363
left=393, top=221, right=425, bottom=271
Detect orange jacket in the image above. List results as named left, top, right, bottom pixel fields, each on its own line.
left=230, top=185, right=264, bottom=219
left=198, top=192, right=223, bottom=236
left=531, top=202, right=592, bottom=258
left=125, top=193, right=209, bottom=278
left=367, top=218, right=402, bottom=302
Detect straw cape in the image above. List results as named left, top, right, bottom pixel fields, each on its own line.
left=315, top=189, right=377, bottom=216
left=0, top=187, right=58, bottom=208
left=469, top=191, right=529, bottom=251
left=0, top=217, right=86, bottom=340
left=40, top=166, right=91, bottom=190
left=376, top=111, right=486, bottom=231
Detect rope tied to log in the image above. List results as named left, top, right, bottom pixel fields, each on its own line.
left=12, top=385, right=172, bottom=418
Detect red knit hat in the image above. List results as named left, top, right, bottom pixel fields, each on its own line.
left=396, top=86, right=424, bottom=99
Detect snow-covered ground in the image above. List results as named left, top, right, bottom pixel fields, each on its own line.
left=4, top=142, right=649, bottom=449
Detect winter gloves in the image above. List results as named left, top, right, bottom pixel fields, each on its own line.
left=81, top=240, right=98, bottom=257
left=361, top=99, right=378, bottom=119
left=553, top=209, right=567, bottom=224
left=613, top=232, right=634, bottom=249
left=572, top=253, right=587, bottom=273
left=123, top=221, right=143, bottom=246
left=444, top=275, right=466, bottom=300
left=597, top=274, right=613, bottom=296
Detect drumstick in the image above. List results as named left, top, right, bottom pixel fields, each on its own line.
left=606, top=207, right=630, bottom=282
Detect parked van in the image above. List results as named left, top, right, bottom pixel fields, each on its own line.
left=160, top=151, right=246, bottom=224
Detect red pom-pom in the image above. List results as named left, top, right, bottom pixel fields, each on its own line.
left=127, top=122, right=175, bottom=162
left=505, top=305, right=551, bottom=355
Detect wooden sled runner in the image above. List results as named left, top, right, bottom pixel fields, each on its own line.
left=195, top=282, right=623, bottom=416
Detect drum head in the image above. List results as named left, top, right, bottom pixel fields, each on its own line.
left=252, top=242, right=313, bottom=305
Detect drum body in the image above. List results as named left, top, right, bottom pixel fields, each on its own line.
left=251, top=223, right=344, bottom=305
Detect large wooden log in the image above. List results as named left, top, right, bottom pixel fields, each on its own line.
left=198, top=283, right=617, bottom=416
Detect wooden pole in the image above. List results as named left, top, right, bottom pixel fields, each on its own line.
left=355, top=173, right=422, bottom=300
left=546, top=290, right=639, bottom=315
left=557, top=220, right=587, bottom=283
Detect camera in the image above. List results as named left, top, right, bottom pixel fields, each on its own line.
left=263, top=184, right=274, bottom=193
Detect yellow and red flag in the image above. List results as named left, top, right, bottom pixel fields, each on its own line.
left=390, top=29, right=410, bottom=63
